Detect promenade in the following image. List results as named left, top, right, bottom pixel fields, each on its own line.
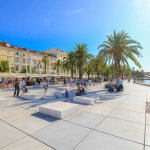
left=0, top=82, right=150, bottom=150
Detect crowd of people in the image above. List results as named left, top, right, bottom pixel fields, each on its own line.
left=108, top=77, right=124, bottom=92
left=63, top=78, right=89, bottom=96
left=0, top=77, right=14, bottom=88
left=0, top=76, right=125, bottom=100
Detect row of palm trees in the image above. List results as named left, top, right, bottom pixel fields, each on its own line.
left=42, top=30, right=143, bottom=80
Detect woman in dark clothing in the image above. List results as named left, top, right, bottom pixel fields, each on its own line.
left=14, top=78, right=20, bottom=97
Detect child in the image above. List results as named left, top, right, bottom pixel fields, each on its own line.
left=65, top=89, right=69, bottom=99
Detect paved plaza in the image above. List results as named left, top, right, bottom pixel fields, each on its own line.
left=0, top=82, right=150, bottom=150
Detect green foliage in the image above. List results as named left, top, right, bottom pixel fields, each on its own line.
left=74, top=43, right=93, bottom=80
left=52, top=59, right=62, bottom=75
left=98, top=30, right=143, bottom=77
left=0, top=60, right=9, bottom=72
left=42, top=55, right=50, bottom=74
left=62, top=51, right=76, bottom=78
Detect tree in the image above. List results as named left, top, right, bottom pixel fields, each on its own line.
left=63, top=51, right=76, bottom=78
left=0, top=60, right=9, bottom=72
left=53, top=59, right=62, bottom=75
left=85, top=60, right=94, bottom=80
left=74, top=43, right=93, bottom=80
left=92, top=56, right=106, bottom=78
left=98, top=30, right=143, bottom=78
left=42, top=55, right=50, bottom=74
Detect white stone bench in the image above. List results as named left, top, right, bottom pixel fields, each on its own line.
left=73, top=96, right=98, bottom=105
left=19, top=93, right=40, bottom=100
left=39, top=101, right=79, bottom=119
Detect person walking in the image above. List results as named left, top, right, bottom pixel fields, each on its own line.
left=41, top=79, right=48, bottom=99
left=64, top=89, right=69, bottom=99
left=14, top=78, right=20, bottom=97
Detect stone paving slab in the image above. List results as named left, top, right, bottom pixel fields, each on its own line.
left=11, top=113, right=57, bottom=134
left=117, top=103, right=145, bottom=113
left=0, top=120, right=26, bottom=149
left=32, top=120, right=91, bottom=150
left=109, top=109, right=145, bottom=124
left=64, top=111, right=105, bottom=128
left=0, top=108, right=34, bottom=123
left=146, top=125, right=150, bottom=146
left=85, top=102, right=120, bottom=116
left=1, top=136, right=53, bottom=150
left=146, top=114, right=150, bottom=125
left=0, top=105, right=21, bottom=113
left=145, top=146, right=150, bottom=150
left=122, top=100, right=146, bottom=107
left=74, top=131, right=144, bottom=150
left=0, top=100, right=15, bottom=108
left=96, top=117, right=145, bottom=144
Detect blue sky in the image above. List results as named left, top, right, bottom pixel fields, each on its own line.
left=0, top=0, right=150, bottom=71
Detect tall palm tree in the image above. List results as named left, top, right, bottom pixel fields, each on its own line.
left=85, top=59, right=94, bottom=80
left=53, top=59, right=62, bottom=75
left=42, top=55, right=50, bottom=74
left=98, top=30, right=143, bottom=77
left=92, top=56, right=106, bottom=78
left=74, top=43, right=93, bottom=80
left=63, top=51, right=76, bottom=78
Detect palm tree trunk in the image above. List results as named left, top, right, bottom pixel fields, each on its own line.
left=88, top=73, right=90, bottom=80
left=45, top=63, right=47, bottom=74
left=71, top=68, right=74, bottom=78
left=114, top=60, right=119, bottom=78
left=78, top=66, right=83, bottom=80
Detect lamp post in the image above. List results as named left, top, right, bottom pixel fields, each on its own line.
left=8, top=60, right=11, bottom=74
left=39, top=61, right=41, bottom=76
left=29, top=55, right=32, bottom=80
left=26, top=59, right=28, bottom=74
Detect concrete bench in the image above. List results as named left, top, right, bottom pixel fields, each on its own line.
left=39, top=101, right=79, bottom=119
left=73, top=96, right=98, bottom=105
left=19, top=93, right=40, bottom=100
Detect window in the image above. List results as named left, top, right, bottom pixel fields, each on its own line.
left=22, top=59, right=26, bottom=64
left=15, top=65, right=19, bottom=71
left=15, top=57, right=19, bottom=63
left=23, top=53, right=26, bottom=57
left=7, top=56, right=10, bottom=61
left=27, top=54, right=30, bottom=58
left=16, top=52, right=19, bottom=56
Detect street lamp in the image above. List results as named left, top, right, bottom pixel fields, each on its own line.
left=39, top=61, right=41, bottom=76
left=8, top=60, right=11, bottom=74
left=29, top=54, right=32, bottom=79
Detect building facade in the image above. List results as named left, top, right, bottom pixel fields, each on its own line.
left=0, top=41, right=58, bottom=75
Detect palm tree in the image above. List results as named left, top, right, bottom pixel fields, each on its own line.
left=63, top=51, right=76, bottom=78
left=85, top=60, right=94, bottom=80
left=92, top=56, right=106, bottom=78
left=42, top=55, right=50, bottom=74
left=53, top=59, right=62, bottom=75
left=98, top=30, right=143, bottom=78
left=74, top=43, right=93, bottom=80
